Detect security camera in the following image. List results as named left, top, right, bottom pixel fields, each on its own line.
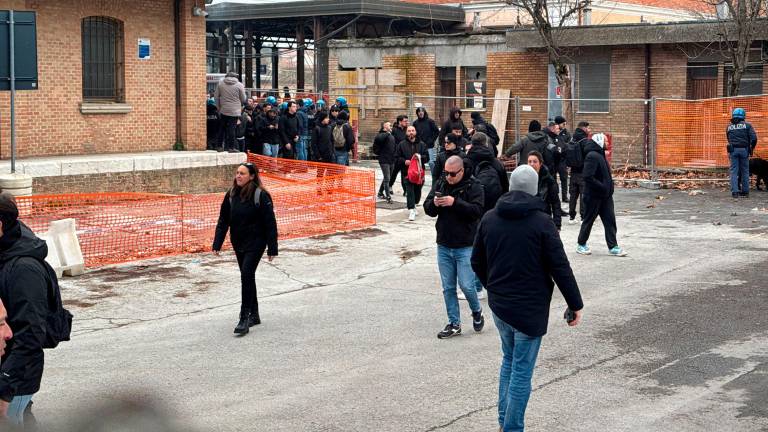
left=192, top=6, right=208, bottom=17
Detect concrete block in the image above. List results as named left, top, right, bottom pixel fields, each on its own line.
left=0, top=173, right=34, bottom=196
left=38, top=234, right=64, bottom=279
left=639, top=180, right=662, bottom=190
left=21, top=161, right=62, bottom=178
left=60, top=160, right=102, bottom=176
left=217, top=152, right=247, bottom=166
left=162, top=154, right=194, bottom=170
left=133, top=156, right=163, bottom=171
left=48, top=219, right=85, bottom=277
left=189, top=152, right=218, bottom=168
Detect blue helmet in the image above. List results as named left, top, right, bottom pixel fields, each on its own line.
left=336, top=96, right=347, bottom=106
left=280, top=102, right=288, bottom=111
left=732, top=108, right=746, bottom=120
left=317, top=99, right=326, bottom=107
left=266, top=96, right=277, bottom=106
left=303, top=98, right=314, bottom=108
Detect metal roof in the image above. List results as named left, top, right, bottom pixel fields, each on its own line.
left=206, top=0, right=466, bottom=22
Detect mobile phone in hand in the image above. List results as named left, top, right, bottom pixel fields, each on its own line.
left=564, top=308, right=576, bottom=323
left=435, top=192, right=443, bottom=198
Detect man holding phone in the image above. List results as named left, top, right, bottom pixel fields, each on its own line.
left=424, top=156, right=486, bottom=339
left=472, top=164, right=583, bottom=432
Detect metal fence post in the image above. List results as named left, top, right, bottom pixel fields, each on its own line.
left=514, top=96, right=521, bottom=145
left=408, top=92, right=415, bottom=120
left=650, top=97, right=657, bottom=181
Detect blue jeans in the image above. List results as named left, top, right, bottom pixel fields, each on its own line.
left=437, top=245, right=481, bottom=325
left=297, top=135, right=310, bottom=161
left=263, top=143, right=280, bottom=158
left=335, top=150, right=349, bottom=166
left=493, top=313, right=542, bottom=432
left=729, top=147, right=749, bottom=194
left=7, top=394, right=34, bottom=426
left=428, top=147, right=437, bottom=174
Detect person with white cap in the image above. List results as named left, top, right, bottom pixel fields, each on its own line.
left=576, top=133, right=627, bottom=257
left=471, top=165, right=583, bottom=432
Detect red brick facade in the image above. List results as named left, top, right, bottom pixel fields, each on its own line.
left=0, top=0, right=206, bottom=159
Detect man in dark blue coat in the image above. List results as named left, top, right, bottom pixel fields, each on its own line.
left=727, top=107, right=758, bottom=198
left=471, top=165, right=583, bottom=432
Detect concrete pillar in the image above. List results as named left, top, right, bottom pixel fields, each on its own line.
left=0, top=173, right=33, bottom=196
left=255, top=36, right=262, bottom=91
left=218, top=30, right=228, bottom=73
left=244, top=26, right=254, bottom=89
left=297, top=22, right=305, bottom=91
left=314, top=17, right=329, bottom=93
left=271, top=45, right=279, bottom=92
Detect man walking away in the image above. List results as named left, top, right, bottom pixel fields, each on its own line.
left=727, top=108, right=758, bottom=198
left=311, top=111, right=335, bottom=195
left=215, top=72, right=247, bottom=152
left=278, top=101, right=300, bottom=159
left=577, top=133, right=628, bottom=257
left=505, top=120, right=554, bottom=172
left=332, top=111, right=355, bottom=166
left=373, top=122, right=396, bottom=203
left=471, top=164, right=583, bottom=432
left=470, top=112, right=501, bottom=157
left=296, top=99, right=311, bottom=161
left=0, top=193, right=70, bottom=427
left=414, top=108, right=440, bottom=173
left=566, top=122, right=590, bottom=224
left=424, top=156, right=485, bottom=339
left=466, top=133, right=504, bottom=212
left=395, top=126, right=429, bottom=221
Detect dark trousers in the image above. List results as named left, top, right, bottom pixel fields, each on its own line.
left=390, top=163, right=407, bottom=192
left=235, top=247, right=266, bottom=315
left=379, top=163, right=393, bottom=198
left=556, top=162, right=568, bottom=200
left=221, top=115, right=238, bottom=150
left=577, top=195, right=618, bottom=249
left=405, top=179, right=423, bottom=210
left=569, top=171, right=585, bottom=220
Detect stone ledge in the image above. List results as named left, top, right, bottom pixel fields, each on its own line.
left=79, top=103, right=133, bottom=115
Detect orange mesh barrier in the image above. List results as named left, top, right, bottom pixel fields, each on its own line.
left=656, top=95, right=768, bottom=169
left=16, top=155, right=375, bottom=267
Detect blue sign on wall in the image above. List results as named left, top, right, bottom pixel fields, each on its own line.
left=0, top=10, right=39, bottom=91
left=138, top=38, right=151, bottom=60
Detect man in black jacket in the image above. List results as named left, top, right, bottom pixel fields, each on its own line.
left=311, top=112, right=335, bottom=195
left=332, top=111, right=355, bottom=166
left=577, top=133, right=627, bottom=257
left=467, top=132, right=509, bottom=195
left=546, top=121, right=568, bottom=203
left=471, top=165, right=583, bottom=432
left=413, top=108, right=440, bottom=173
left=395, top=126, right=429, bottom=221
left=372, top=121, right=396, bottom=203
left=567, top=122, right=590, bottom=224
left=389, top=115, right=409, bottom=194
left=432, top=134, right=466, bottom=181
left=505, top=120, right=555, bottom=172
left=0, top=194, right=50, bottom=426
left=424, top=156, right=485, bottom=339
left=439, top=107, right=468, bottom=147
left=470, top=112, right=500, bottom=156
left=278, top=101, right=300, bottom=159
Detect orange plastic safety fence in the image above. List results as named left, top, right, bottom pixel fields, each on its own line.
left=656, top=95, right=768, bottom=169
left=16, top=156, right=375, bottom=267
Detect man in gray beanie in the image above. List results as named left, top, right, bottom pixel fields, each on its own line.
left=472, top=165, right=583, bottom=432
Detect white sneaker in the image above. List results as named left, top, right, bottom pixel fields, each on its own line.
left=457, top=290, right=466, bottom=300
left=569, top=218, right=577, bottom=225
left=408, top=209, right=416, bottom=221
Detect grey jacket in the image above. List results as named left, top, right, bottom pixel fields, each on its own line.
left=215, top=76, right=247, bottom=117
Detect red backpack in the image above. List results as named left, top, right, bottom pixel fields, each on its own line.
left=407, top=153, right=425, bottom=185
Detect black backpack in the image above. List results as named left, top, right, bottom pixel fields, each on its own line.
left=484, top=123, right=500, bottom=147
left=474, top=161, right=503, bottom=212
left=3, top=257, right=73, bottom=349
left=565, top=139, right=585, bottom=169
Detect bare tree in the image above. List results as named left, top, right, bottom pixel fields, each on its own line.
left=505, top=0, right=590, bottom=123
left=702, top=0, right=767, bottom=95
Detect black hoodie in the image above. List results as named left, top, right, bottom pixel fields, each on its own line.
left=311, top=120, right=335, bottom=163
left=466, top=144, right=507, bottom=211
left=582, top=140, right=614, bottom=198
left=423, top=168, right=485, bottom=248
left=467, top=143, right=509, bottom=193
left=372, top=129, right=397, bottom=165
left=0, top=222, right=51, bottom=401
left=537, top=165, right=563, bottom=228
left=439, top=107, right=469, bottom=146
left=471, top=191, right=583, bottom=337
left=505, top=130, right=555, bottom=171
left=413, top=108, right=440, bottom=149
left=569, top=127, right=589, bottom=174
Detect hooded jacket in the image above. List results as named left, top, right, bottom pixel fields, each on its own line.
left=467, top=144, right=508, bottom=211
left=296, top=108, right=310, bottom=136
left=546, top=129, right=567, bottom=166
left=332, top=117, right=356, bottom=153
left=214, top=76, right=247, bottom=117
left=569, top=127, right=589, bottom=174
left=505, top=131, right=555, bottom=171
left=582, top=140, right=614, bottom=198
left=258, top=113, right=281, bottom=146
left=432, top=146, right=466, bottom=180
left=311, top=121, right=335, bottom=163
left=372, top=129, right=397, bottom=165
left=537, top=165, right=563, bottom=228
left=423, top=168, right=485, bottom=249
left=439, top=107, right=469, bottom=146
left=279, top=111, right=300, bottom=150
left=0, top=222, right=51, bottom=401
left=213, top=188, right=279, bottom=256
left=471, top=191, right=583, bottom=337
left=413, top=109, right=440, bottom=149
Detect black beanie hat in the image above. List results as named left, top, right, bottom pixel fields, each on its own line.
left=554, top=115, right=566, bottom=125
left=528, top=120, right=542, bottom=132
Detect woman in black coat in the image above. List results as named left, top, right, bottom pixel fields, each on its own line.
left=213, top=162, right=279, bottom=335
left=527, top=151, right=563, bottom=230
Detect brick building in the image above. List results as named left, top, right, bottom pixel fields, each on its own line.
left=0, top=0, right=207, bottom=160
left=328, top=20, right=768, bottom=166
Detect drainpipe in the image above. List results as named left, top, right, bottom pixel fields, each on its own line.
left=174, top=0, right=183, bottom=147
left=643, top=43, right=651, bottom=166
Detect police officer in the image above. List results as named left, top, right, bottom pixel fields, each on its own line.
left=727, top=108, right=758, bottom=198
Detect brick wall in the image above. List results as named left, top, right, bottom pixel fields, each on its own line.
left=34, top=164, right=238, bottom=195
left=0, top=0, right=206, bottom=159
left=650, top=44, right=688, bottom=98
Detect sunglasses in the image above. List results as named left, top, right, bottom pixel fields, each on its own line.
left=445, top=168, right=463, bottom=178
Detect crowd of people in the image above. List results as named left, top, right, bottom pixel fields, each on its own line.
left=206, top=72, right=356, bottom=168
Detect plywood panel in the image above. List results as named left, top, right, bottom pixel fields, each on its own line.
left=491, top=89, right=511, bottom=149
left=363, top=69, right=406, bottom=86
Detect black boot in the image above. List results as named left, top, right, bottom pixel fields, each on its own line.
left=234, top=310, right=250, bottom=335
left=248, top=311, right=261, bottom=327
